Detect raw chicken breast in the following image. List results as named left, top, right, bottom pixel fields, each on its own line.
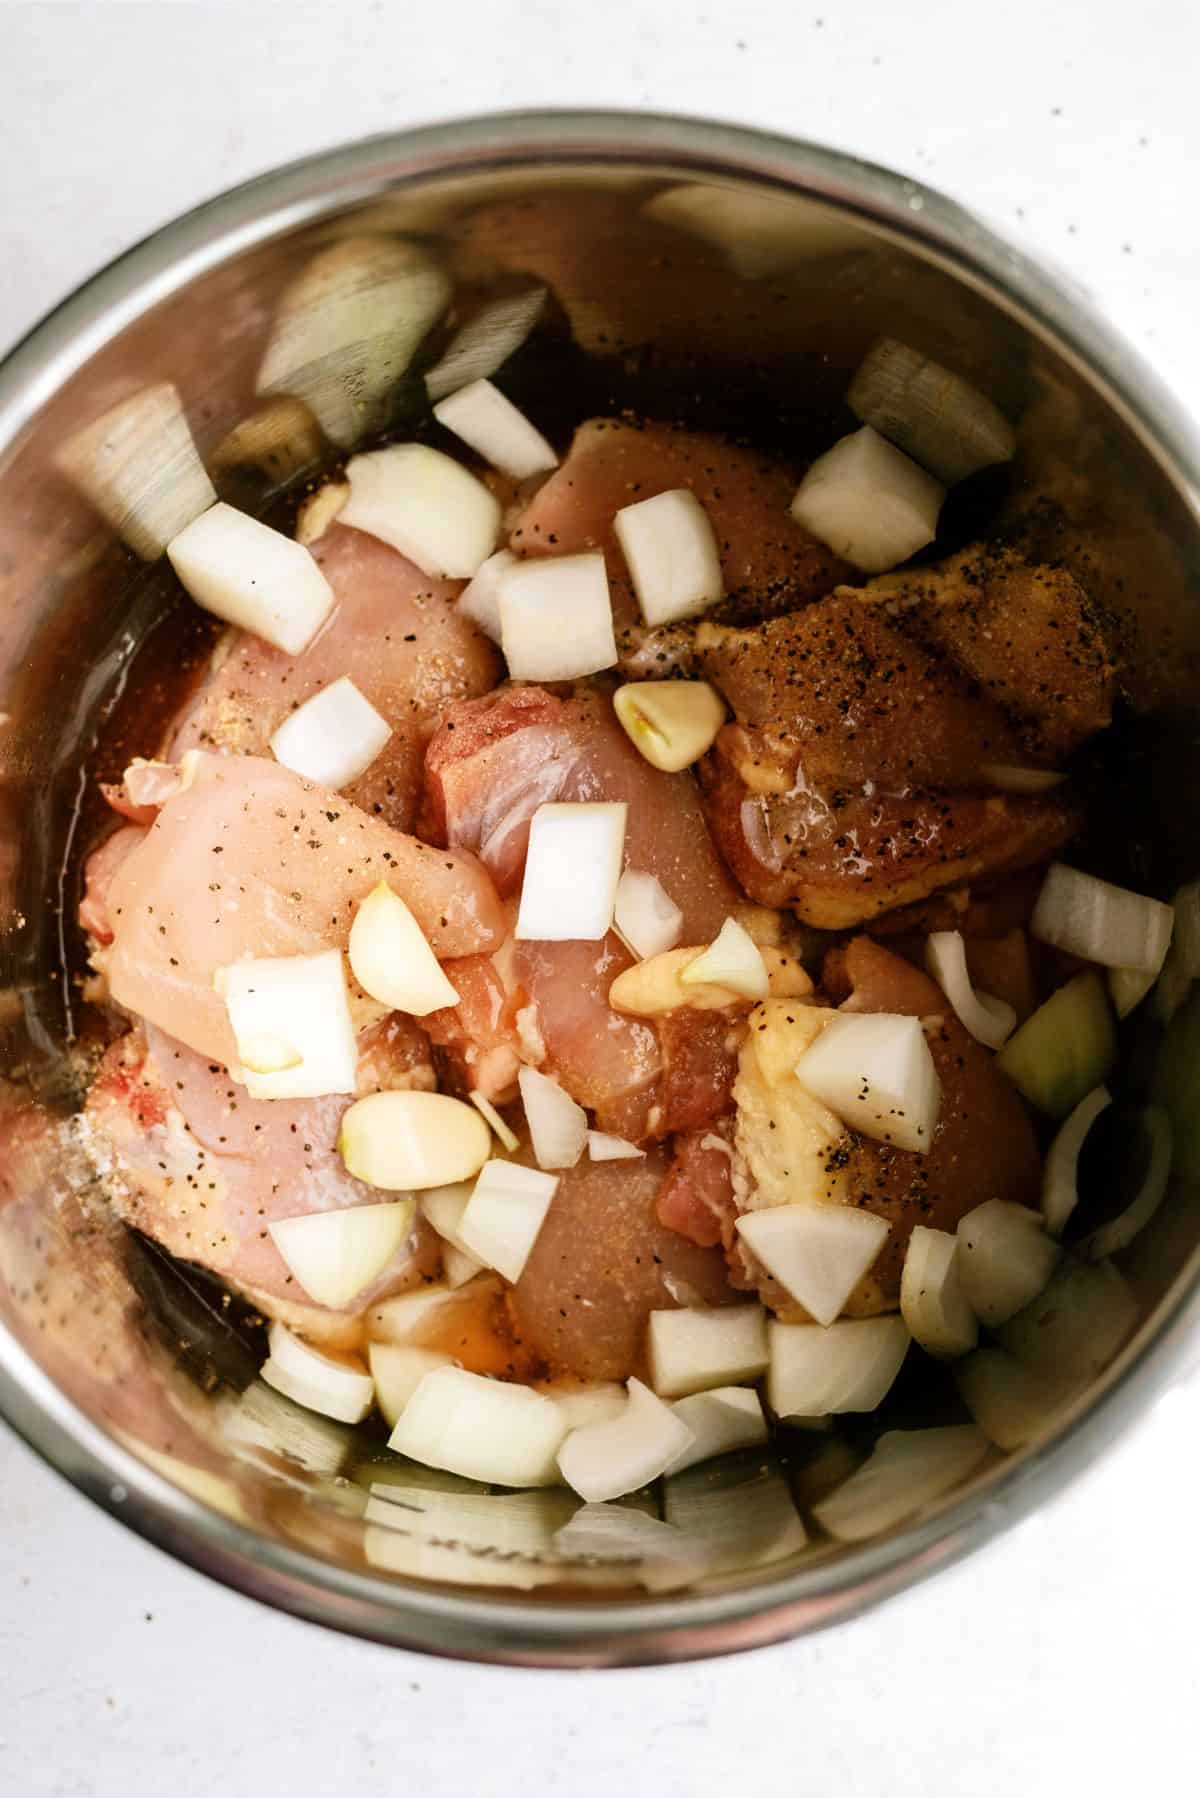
left=507, top=1148, right=736, bottom=1382
left=78, top=824, right=145, bottom=945
left=82, top=1023, right=440, bottom=1317
left=511, top=417, right=849, bottom=647
left=97, top=751, right=506, bottom=1065
left=170, top=524, right=501, bottom=827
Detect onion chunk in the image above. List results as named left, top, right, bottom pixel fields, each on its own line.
left=216, top=949, right=357, bottom=1100
left=55, top=382, right=217, bottom=560
left=269, top=677, right=392, bottom=791
left=736, top=1204, right=889, bottom=1327
left=767, top=1315, right=910, bottom=1417
left=368, top=1343, right=453, bottom=1428
left=587, top=1131, right=645, bottom=1162
left=680, top=916, right=769, bottom=1000
left=996, top=971, right=1115, bottom=1119
left=956, top=1200, right=1059, bottom=1327
left=1078, top=1106, right=1172, bottom=1260
left=925, top=930, right=1016, bottom=1050
left=168, top=503, right=334, bottom=655
left=456, top=548, right=516, bottom=644
left=391, top=1366, right=567, bottom=1486
left=663, top=1387, right=768, bottom=1475
left=812, top=1426, right=989, bottom=1542
left=340, top=443, right=500, bottom=579
left=457, top=1159, right=559, bottom=1283
left=614, top=488, right=724, bottom=627
left=1042, top=1084, right=1112, bottom=1236
left=899, top=1225, right=978, bottom=1358
left=558, top=1378, right=694, bottom=1503
left=434, top=379, right=558, bottom=480
left=498, top=552, right=617, bottom=681
left=269, top=1201, right=415, bottom=1309
left=515, top=802, right=627, bottom=942
left=1032, top=864, right=1174, bottom=975
left=613, top=869, right=684, bottom=961
left=794, top=1011, right=941, bottom=1153
left=261, top=1321, right=374, bottom=1424
left=646, top=1304, right=768, bottom=1400
left=847, top=339, right=1016, bottom=485
left=518, top=1067, right=588, bottom=1170
left=789, top=426, right=944, bottom=574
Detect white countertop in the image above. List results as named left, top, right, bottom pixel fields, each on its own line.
left=3, top=3, right=1199, bottom=1792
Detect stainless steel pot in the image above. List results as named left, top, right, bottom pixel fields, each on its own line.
left=2, top=111, right=1198, bottom=1668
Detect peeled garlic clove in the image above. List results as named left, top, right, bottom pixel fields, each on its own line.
left=613, top=680, right=726, bottom=773
left=338, top=1091, right=491, bottom=1191
left=348, top=881, right=459, bottom=1017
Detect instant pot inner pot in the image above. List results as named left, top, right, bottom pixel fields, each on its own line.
left=2, top=157, right=1199, bottom=1634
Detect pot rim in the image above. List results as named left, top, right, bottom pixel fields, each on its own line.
left=3, top=108, right=1199, bottom=1667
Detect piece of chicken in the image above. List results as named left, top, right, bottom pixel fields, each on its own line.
left=509, top=417, right=850, bottom=652
left=699, top=743, right=1075, bottom=928
left=859, top=544, right=1114, bottom=760
left=170, top=523, right=501, bottom=829
left=506, top=1147, right=737, bottom=1383
left=93, top=751, right=506, bottom=1067
left=725, top=937, right=1041, bottom=1317
left=82, top=1022, right=441, bottom=1328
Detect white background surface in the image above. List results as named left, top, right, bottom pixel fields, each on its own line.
left=2, top=2, right=1199, bottom=1793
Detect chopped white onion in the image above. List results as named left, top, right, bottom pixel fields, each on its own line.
left=456, top=549, right=517, bottom=644
left=347, top=881, right=459, bottom=1017
left=1109, top=965, right=1157, bottom=1019
left=663, top=1387, right=769, bottom=1475
left=794, top=1011, right=941, bottom=1153
left=216, top=949, right=357, bottom=1100
left=979, top=763, right=1067, bottom=795
left=338, top=1090, right=491, bottom=1190
left=268, top=1200, right=414, bottom=1309
left=545, top=1382, right=629, bottom=1434
left=434, top=379, right=558, bottom=481
left=954, top=1348, right=1058, bottom=1450
left=996, top=971, right=1116, bottom=1120
left=518, top=1066, right=588, bottom=1170
left=811, top=1426, right=989, bottom=1542
left=646, top=1304, right=768, bottom=1400
left=515, top=801, right=627, bottom=942
left=996, top=1257, right=1137, bottom=1385
left=736, top=1204, right=890, bottom=1327
left=899, top=1225, right=978, bottom=1358
left=498, top=552, right=617, bottom=681
left=789, top=426, right=944, bottom=574
left=269, top=677, right=392, bottom=791
left=587, top=1130, right=645, bottom=1161
left=257, top=236, right=450, bottom=447
left=55, top=382, right=217, bottom=560
left=680, top=916, right=769, bottom=1001
left=956, top=1200, right=1060, bottom=1326
left=339, top=443, right=500, bottom=579
left=614, top=869, right=684, bottom=961
left=847, top=339, right=1017, bottom=485
left=613, top=488, right=724, bottom=627
left=294, top=476, right=349, bottom=546
left=925, top=930, right=1016, bottom=1050
left=443, top=1243, right=486, bottom=1288
left=1078, top=1106, right=1172, bottom=1260
left=367, top=1277, right=485, bottom=1345
left=557, top=1377, right=694, bottom=1503
left=168, top=502, right=335, bottom=655
left=457, top=1159, right=558, bottom=1282
left=417, top=1181, right=474, bottom=1252
left=1031, top=863, right=1175, bottom=975
left=766, top=1315, right=910, bottom=1417
left=1042, top=1084, right=1112, bottom=1236
left=367, top=1342, right=454, bottom=1428
left=612, top=680, right=727, bottom=774
left=469, top=1090, right=519, bottom=1152
left=425, top=288, right=547, bottom=402
left=261, top=1321, right=375, bottom=1424
left=390, top=1365, right=567, bottom=1486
